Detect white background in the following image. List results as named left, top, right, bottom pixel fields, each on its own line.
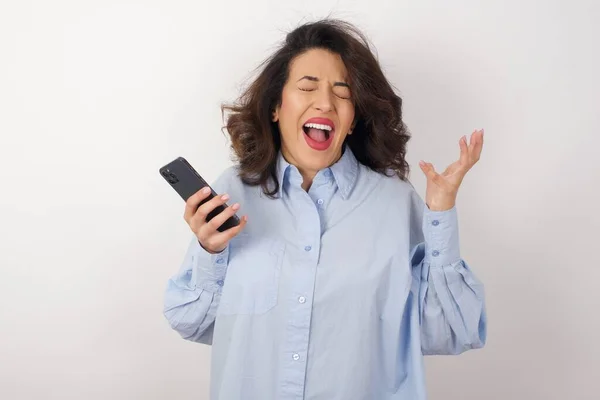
left=1, top=0, right=599, bottom=399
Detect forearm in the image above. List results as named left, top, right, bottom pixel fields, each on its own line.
left=163, top=238, right=230, bottom=344
left=415, top=206, right=487, bottom=355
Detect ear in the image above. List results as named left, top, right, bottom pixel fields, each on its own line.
left=272, top=107, right=279, bottom=123
left=348, top=120, right=356, bottom=135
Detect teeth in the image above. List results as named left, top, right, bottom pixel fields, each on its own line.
left=304, top=122, right=332, bottom=131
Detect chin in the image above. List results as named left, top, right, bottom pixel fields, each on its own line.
left=282, top=137, right=343, bottom=174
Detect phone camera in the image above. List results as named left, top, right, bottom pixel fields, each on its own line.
left=161, top=170, right=179, bottom=184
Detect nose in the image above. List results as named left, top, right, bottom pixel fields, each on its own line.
left=314, top=88, right=334, bottom=113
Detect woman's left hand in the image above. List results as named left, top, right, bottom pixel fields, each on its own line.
left=419, top=129, right=484, bottom=211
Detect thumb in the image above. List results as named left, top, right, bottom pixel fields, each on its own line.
left=419, top=160, right=441, bottom=184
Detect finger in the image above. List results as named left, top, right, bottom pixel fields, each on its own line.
left=468, top=129, right=483, bottom=152
left=459, top=135, right=469, bottom=166
left=184, top=187, right=212, bottom=222
left=469, top=129, right=484, bottom=163
left=207, top=202, right=241, bottom=231
left=192, top=193, right=231, bottom=225
left=208, top=215, right=248, bottom=249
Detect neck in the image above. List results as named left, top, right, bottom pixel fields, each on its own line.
left=280, top=147, right=344, bottom=192
left=298, top=168, right=317, bottom=191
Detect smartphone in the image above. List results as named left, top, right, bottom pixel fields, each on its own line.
left=159, top=157, right=240, bottom=232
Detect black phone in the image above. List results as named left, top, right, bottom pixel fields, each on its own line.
left=159, top=157, right=240, bottom=232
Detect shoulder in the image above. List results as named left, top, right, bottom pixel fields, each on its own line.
left=360, top=165, right=418, bottom=198
left=211, top=165, right=262, bottom=202
left=211, top=165, right=243, bottom=193
left=357, top=166, right=424, bottom=217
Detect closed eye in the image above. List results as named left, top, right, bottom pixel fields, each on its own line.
left=334, top=87, right=352, bottom=100
left=299, top=88, right=351, bottom=99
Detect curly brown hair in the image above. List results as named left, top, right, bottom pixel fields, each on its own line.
left=221, top=19, right=410, bottom=197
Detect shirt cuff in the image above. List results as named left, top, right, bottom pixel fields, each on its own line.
left=422, top=205, right=461, bottom=267
left=194, top=240, right=230, bottom=293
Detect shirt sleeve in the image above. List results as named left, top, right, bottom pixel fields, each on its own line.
left=410, top=198, right=487, bottom=355
left=162, top=167, right=236, bottom=344
left=163, top=237, right=230, bottom=344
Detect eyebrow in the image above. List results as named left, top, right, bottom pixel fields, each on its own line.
left=297, top=75, right=350, bottom=88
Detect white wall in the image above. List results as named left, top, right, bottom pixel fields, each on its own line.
left=1, top=1, right=599, bottom=399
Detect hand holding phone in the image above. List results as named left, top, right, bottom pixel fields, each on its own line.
left=160, top=157, right=247, bottom=253
left=183, top=187, right=247, bottom=253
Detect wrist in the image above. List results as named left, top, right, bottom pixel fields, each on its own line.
left=198, top=240, right=226, bottom=254
left=426, top=200, right=456, bottom=211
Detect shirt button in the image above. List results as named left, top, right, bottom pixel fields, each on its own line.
left=304, top=245, right=312, bottom=252
left=298, top=296, right=306, bottom=304
left=432, top=250, right=440, bottom=257
left=317, top=199, right=324, bottom=205
left=216, top=280, right=224, bottom=286
left=432, top=220, right=440, bottom=226
left=292, top=353, right=300, bottom=361
left=216, top=258, right=225, bottom=264
left=324, top=170, right=332, bottom=177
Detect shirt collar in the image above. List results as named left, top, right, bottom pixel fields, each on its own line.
left=276, top=146, right=359, bottom=200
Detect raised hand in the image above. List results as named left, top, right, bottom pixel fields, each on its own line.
left=419, top=129, right=484, bottom=211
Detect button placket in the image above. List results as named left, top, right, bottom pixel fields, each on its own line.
left=280, top=184, right=320, bottom=398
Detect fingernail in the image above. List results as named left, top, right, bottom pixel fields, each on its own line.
left=201, top=187, right=211, bottom=194
left=232, top=203, right=240, bottom=210
left=419, top=160, right=425, bottom=166
left=221, top=194, right=229, bottom=201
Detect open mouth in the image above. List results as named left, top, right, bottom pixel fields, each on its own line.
left=303, top=123, right=332, bottom=141
left=302, top=118, right=335, bottom=151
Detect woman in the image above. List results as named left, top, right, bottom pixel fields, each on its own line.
left=164, top=19, right=486, bottom=400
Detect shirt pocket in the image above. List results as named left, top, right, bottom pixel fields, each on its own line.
left=218, top=235, right=285, bottom=315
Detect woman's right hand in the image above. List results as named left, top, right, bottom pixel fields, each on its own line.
left=184, top=187, right=247, bottom=254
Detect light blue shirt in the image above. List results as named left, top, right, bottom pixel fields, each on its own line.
left=163, top=147, right=486, bottom=400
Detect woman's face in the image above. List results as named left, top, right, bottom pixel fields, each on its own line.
left=273, top=48, right=356, bottom=178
